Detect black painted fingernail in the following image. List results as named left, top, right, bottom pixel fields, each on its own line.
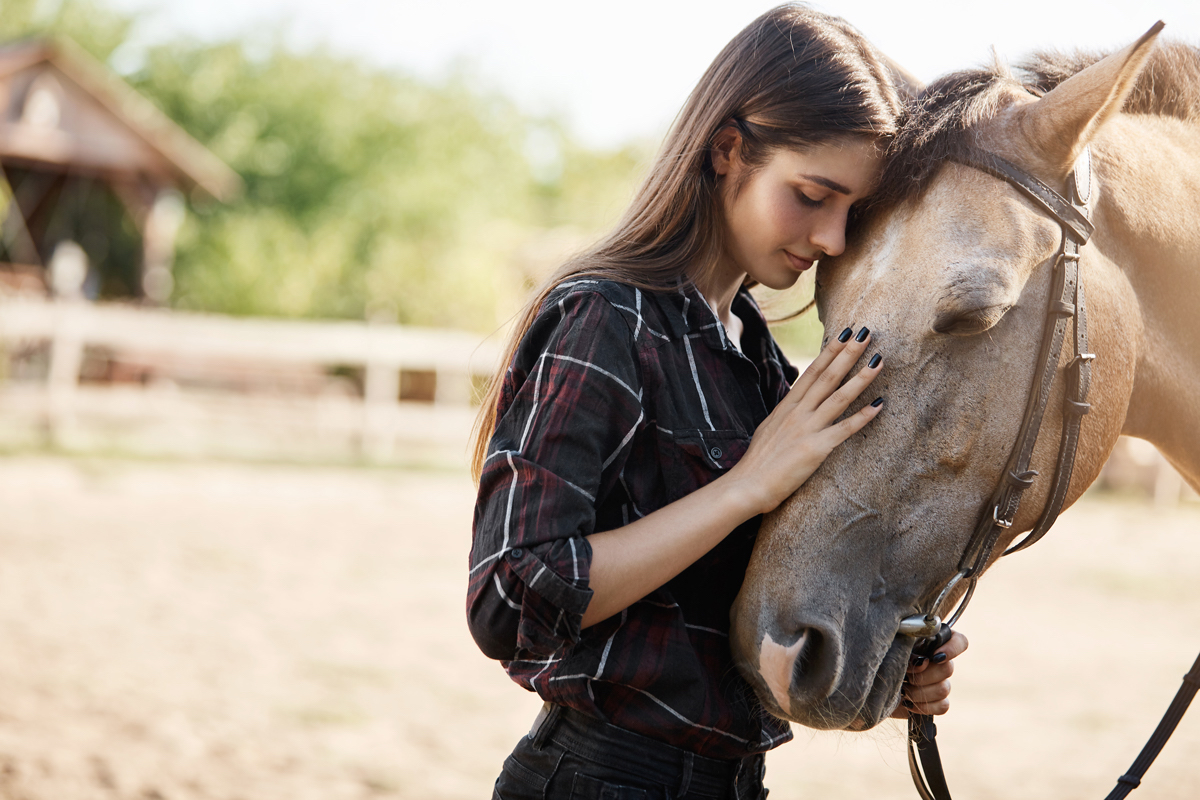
left=855, top=326, right=870, bottom=342
left=870, top=397, right=884, bottom=408
left=932, top=652, right=948, bottom=665
left=837, top=327, right=854, bottom=343
left=868, top=353, right=882, bottom=369
left=911, top=656, right=926, bottom=667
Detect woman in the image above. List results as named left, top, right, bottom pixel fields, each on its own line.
left=468, top=5, right=967, bottom=798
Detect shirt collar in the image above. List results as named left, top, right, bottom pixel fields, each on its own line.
left=657, top=277, right=720, bottom=346
left=659, top=277, right=773, bottom=357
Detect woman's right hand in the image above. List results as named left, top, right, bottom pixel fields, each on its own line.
left=728, top=326, right=883, bottom=516
left=582, top=325, right=883, bottom=628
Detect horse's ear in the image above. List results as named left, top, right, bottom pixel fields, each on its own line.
left=1015, top=21, right=1164, bottom=172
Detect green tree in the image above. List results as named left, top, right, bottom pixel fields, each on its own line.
left=4, top=0, right=647, bottom=331
left=2, top=1, right=824, bottom=353
left=0, top=0, right=131, bottom=60
left=129, top=41, right=649, bottom=330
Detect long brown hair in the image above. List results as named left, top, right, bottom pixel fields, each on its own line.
left=471, top=3, right=902, bottom=481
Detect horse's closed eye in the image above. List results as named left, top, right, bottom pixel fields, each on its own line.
left=932, top=304, right=1012, bottom=336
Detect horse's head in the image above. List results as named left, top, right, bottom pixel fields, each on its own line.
left=731, top=25, right=1163, bottom=730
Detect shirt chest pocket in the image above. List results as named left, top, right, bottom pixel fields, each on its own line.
left=657, top=428, right=750, bottom=504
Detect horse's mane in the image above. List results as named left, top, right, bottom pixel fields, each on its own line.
left=862, top=40, right=1200, bottom=218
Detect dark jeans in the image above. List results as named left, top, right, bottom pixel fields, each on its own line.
left=492, top=704, right=769, bottom=800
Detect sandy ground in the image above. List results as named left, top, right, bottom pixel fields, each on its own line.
left=0, top=456, right=1197, bottom=800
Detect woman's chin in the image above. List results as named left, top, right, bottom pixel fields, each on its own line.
left=755, top=270, right=804, bottom=291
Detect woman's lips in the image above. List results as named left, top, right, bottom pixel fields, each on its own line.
left=784, top=251, right=815, bottom=272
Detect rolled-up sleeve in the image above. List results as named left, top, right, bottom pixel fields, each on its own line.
left=467, top=287, right=644, bottom=661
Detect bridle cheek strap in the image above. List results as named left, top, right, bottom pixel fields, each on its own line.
left=957, top=147, right=1094, bottom=568
left=899, top=146, right=1095, bottom=642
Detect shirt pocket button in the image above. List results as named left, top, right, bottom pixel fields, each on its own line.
left=709, top=447, right=723, bottom=460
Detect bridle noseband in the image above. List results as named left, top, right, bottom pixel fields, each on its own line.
left=897, top=148, right=1200, bottom=800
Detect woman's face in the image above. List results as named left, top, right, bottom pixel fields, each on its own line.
left=716, top=137, right=883, bottom=291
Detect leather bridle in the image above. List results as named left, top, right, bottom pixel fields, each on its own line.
left=894, top=147, right=1200, bottom=800
left=897, top=146, right=1095, bottom=645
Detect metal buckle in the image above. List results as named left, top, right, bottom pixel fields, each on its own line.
left=898, top=614, right=941, bottom=638
left=899, top=570, right=970, bottom=638
left=992, top=503, right=1013, bottom=529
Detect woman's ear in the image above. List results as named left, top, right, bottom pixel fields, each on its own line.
left=710, top=124, right=743, bottom=177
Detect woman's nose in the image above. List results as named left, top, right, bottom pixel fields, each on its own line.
left=810, top=212, right=848, bottom=258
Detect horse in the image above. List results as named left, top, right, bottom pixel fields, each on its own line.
left=729, top=24, right=1200, bottom=733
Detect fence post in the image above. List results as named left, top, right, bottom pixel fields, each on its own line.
left=362, top=324, right=399, bottom=462
left=1153, top=458, right=1184, bottom=507
left=47, top=299, right=84, bottom=446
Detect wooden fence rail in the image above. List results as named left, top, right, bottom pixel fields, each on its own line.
left=0, top=296, right=1195, bottom=500
left=0, top=296, right=501, bottom=464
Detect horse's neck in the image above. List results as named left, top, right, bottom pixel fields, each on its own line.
left=1096, top=116, right=1200, bottom=490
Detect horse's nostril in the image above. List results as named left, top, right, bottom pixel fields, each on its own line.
left=784, top=621, right=841, bottom=707
left=791, top=627, right=821, bottom=682
left=758, top=622, right=841, bottom=716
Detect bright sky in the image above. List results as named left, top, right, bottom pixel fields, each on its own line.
left=106, top=0, right=1200, bottom=148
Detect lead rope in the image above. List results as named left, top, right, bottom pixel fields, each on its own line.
left=1104, top=652, right=1200, bottom=799
left=909, top=648, right=1200, bottom=800
left=906, top=623, right=955, bottom=800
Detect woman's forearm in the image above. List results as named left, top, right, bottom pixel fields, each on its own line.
left=581, top=473, right=760, bottom=628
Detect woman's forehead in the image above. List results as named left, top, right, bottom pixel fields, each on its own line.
left=771, top=139, right=884, bottom=197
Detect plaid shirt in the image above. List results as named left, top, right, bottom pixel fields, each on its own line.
left=468, top=278, right=798, bottom=760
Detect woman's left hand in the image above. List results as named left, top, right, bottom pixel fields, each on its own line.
left=891, top=630, right=969, bottom=718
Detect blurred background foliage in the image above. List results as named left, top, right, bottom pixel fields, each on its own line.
left=1, top=0, right=822, bottom=354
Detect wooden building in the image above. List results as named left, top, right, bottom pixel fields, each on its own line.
left=0, top=37, right=240, bottom=302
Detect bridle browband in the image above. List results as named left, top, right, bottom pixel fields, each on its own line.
left=897, top=147, right=1200, bottom=800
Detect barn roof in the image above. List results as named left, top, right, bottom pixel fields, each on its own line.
left=0, top=37, right=241, bottom=201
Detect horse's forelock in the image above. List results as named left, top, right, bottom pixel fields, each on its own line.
left=850, top=66, right=1019, bottom=228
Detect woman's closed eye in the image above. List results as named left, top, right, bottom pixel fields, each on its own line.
left=795, top=189, right=825, bottom=208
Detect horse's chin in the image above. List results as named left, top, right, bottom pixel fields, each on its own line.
left=750, top=635, right=911, bottom=732
left=850, top=636, right=912, bottom=730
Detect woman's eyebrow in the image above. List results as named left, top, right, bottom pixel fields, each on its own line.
left=796, top=174, right=851, bottom=195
